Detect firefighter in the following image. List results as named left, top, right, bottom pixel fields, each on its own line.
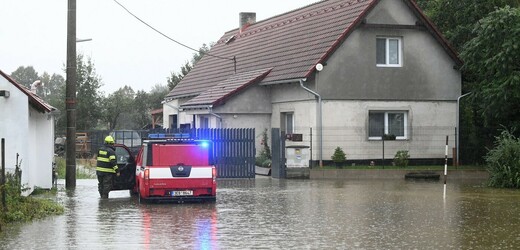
left=96, top=135, right=120, bottom=199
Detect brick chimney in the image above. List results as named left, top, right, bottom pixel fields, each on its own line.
left=239, top=12, right=256, bottom=32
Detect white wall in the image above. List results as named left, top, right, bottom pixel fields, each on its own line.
left=28, top=108, right=54, bottom=189
left=0, top=76, right=30, bottom=188
left=1, top=75, right=53, bottom=194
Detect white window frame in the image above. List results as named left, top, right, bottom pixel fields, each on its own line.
left=368, top=111, right=408, bottom=140
left=283, top=112, right=294, bottom=134
left=376, top=37, right=402, bottom=67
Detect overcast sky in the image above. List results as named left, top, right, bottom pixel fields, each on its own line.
left=1, top=0, right=319, bottom=94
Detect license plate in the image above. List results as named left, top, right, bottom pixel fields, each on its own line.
left=170, top=190, right=193, bottom=196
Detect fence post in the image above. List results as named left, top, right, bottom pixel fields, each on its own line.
left=444, top=135, right=449, bottom=184
left=309, top=127, right=313, bottom=169
left=1, top=138, right=6, bottom=213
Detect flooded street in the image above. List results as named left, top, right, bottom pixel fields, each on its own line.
left=2, top=177, right=520, bottom=249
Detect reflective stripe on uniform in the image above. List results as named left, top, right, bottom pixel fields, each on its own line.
left=96, top=166, right=116, bottom=173
left=97, top=157, right=110, bottom=162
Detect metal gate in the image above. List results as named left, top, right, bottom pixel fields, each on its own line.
left=196, top=128, right=256, bottom=179
left=271, top=128, right=286, bottom=179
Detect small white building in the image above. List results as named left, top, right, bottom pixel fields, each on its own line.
left=0, top=70, right=56, bottom=194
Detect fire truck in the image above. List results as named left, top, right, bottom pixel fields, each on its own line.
left=110, top=134, right=217, bottom=203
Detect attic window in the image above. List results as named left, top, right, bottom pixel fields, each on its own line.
left=376, top=37, right=402, bottom=67
left=225, top=35, right=236, bottom=44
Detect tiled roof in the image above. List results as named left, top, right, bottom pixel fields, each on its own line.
left=181, top=68, right=272, bottom=108
left=0, top=70, right=56, bottom=113
left=167, top=0, right=460, bottom=101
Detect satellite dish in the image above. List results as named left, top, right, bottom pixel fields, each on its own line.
left=316, top=63, right=323, bottom=71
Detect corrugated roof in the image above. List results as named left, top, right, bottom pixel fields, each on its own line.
left=0, top=69, right=56, bottom=113
left=181, top=68, right=272, bottom=108
left=167, top=0, right=461, bottom=100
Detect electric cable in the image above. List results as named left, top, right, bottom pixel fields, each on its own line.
left=112, top=0, right=234, bottom=62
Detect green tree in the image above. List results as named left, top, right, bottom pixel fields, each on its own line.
left=416, top=0, right=519, bottom=52
left=167, top=43, right=211, bottom=90
left=43, top=73, right=67, bottom=135
left=101, top=86, right=135, bottom=130
left=75, top=54, right=104, bottom=130
left=461, top=6, right=520, bottom=131
left=10, top=66, right=39, bottom=88
left=133, top=90, right=151, bottom=129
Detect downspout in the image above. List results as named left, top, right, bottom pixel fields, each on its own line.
left=299, top=79, right=323, bottom=167
left=456, top=92, right=471, bottom=166
left=209, top=106, right=223, bottom=128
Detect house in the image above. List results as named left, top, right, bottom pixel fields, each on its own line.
left=162, top=0, right=462, bottom=165
left=0, top=70, right=56, bottom=194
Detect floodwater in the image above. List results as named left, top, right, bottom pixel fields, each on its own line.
left=1, top=177, right=520, bottom=249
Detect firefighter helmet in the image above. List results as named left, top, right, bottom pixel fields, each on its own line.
left=104, top=135, right=115, bottom=145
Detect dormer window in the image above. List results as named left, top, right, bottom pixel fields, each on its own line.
left=376, top=37, right=402, bottom=67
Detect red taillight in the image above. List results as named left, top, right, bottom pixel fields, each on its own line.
left=144, top=168, right=150, bottom=180
left=212, top=167, right=217, bottom=182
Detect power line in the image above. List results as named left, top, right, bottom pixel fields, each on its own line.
left=112, top=0, right=234, bottom=62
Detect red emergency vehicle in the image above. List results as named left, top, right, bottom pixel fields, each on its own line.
left=111, top=134, right=217, bottom=203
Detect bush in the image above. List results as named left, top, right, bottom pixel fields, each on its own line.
left=486, top=130, right=520, bottom=188
left=393, top=150, right=410, bottom=167
left=255, top=129, right=272, bottom=168
left=331, top=147, right=347, bottom=163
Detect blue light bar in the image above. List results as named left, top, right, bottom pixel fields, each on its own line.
left=148, top=133, right=191, bottom=139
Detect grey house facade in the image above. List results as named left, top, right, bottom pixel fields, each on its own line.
left=163, top=0, right=462, bottom=164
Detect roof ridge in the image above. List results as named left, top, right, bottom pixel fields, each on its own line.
left=219, top=0, right=371, bottom=44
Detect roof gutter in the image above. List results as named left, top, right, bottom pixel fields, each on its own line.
left=299, top=79, right=323, bottom=167
left=209, top=106, right=223, bottom=128
left=259, top=78, right=304, bottom=86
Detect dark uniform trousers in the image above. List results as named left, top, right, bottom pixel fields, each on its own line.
left=96, top=145, right=118, bottom=198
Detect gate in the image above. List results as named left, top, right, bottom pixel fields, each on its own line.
left=196, top=128, right=255, bottom=179
left=80, top=128, right=256, bottom=178
left=271, top=128, right=286, bottom=179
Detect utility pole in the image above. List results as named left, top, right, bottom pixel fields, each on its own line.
left=66, top=0, right=77, bottom=189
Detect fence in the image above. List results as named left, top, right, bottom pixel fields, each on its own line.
left=75, top=128, right=256, bottom=178
left=284, top=126, right=458, bottom=166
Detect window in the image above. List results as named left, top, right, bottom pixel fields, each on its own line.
left=376, top=37, right=402, bottom=67
left=282, top=112, right=294, bottom=134
left=368, top=111, right=408, bottom=139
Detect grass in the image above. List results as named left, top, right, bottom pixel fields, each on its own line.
left=55, top=157, right=97, bottom=179
left=1, top=175, right=64, bottom=230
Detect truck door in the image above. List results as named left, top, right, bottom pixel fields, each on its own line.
left=112, top=145, right=136, bottom=190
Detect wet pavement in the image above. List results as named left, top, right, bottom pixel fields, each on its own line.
left=1, top=177, right=520, bottom=249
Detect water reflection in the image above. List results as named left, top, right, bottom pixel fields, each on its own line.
left=1, top=178, right=520, bottom=249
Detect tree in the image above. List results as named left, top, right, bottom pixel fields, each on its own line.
left=75, top=54, right=104, bottom=131
left=101, top=86, right=135, bottom=130
left=133, top=90, right=151, bottom=129
left=10, top=66, right=39, bottom=88
left=43, top=73, right=67, bottom=135
left=416, top=0, right=519, bottom=52
left=167, top=43, right=211, bottom=90
left=148, top=84, right=169, bottom=109
left=461, top=6, right=520, bottom=131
